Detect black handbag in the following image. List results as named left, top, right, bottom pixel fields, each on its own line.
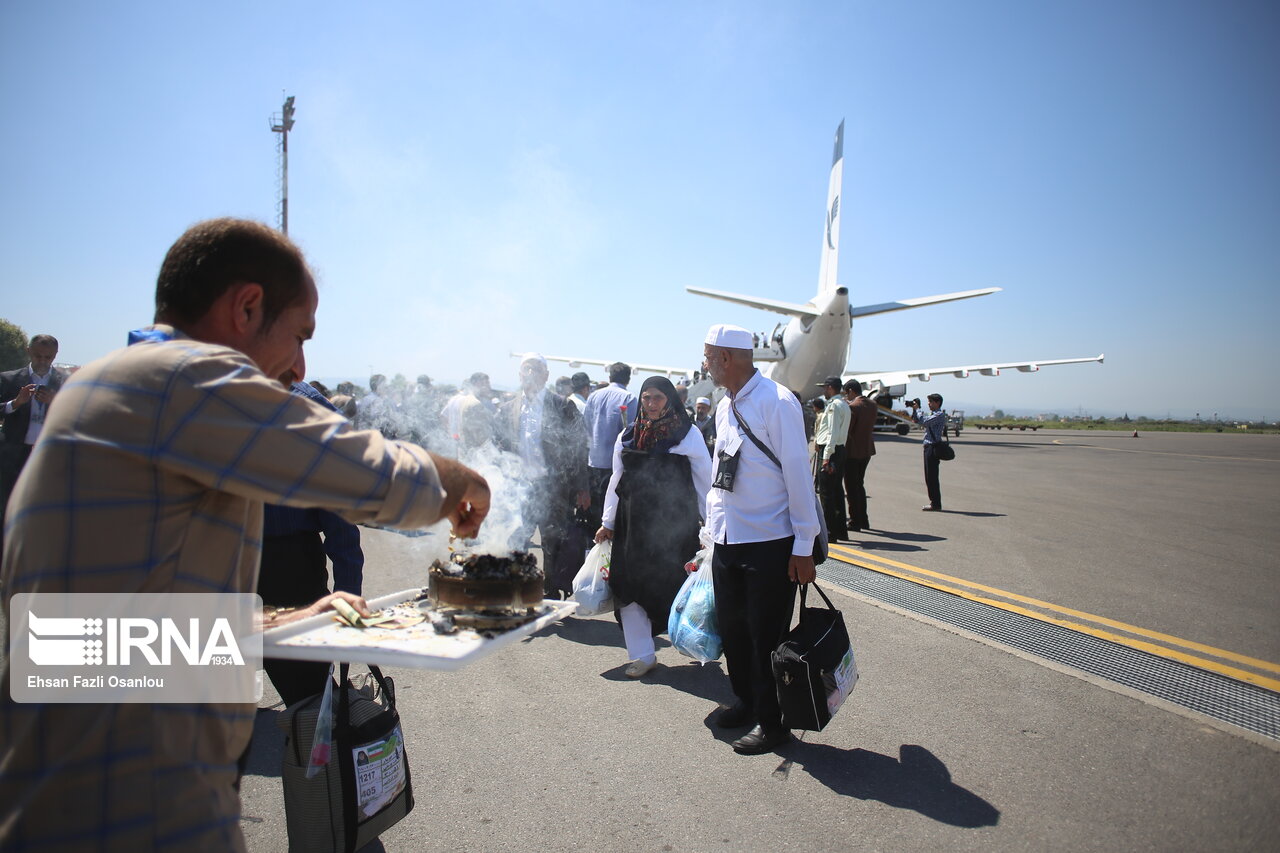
left=729, top=402, right=828, bottom=564
left=935, top=436, right=956, bottom=461
left=277, top=664, right=414, bottom=852
left=771, top=583, right=858, bottom=731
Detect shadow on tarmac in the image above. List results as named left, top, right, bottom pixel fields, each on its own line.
left=842, top=530, right=944, bottom=553
left=864, top=530, right=944, bottom=542
left=245, top=709, right=285, bottom=778
left=627, top=659, right=733, bottom=704
left=943, top=439, right=1048, bottom=448
left=786, top=742, right=1000, bottom=828
left=537, top=614, right=623, bottom=648
left=545, top=618, right=738, bottom=704
left=697, top=709, right=999, bottom=828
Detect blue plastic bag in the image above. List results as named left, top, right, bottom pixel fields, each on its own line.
left=668, top=548, right=721, bottom=663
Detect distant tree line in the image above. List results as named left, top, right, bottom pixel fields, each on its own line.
left=0, top=318, right=28, bottom=371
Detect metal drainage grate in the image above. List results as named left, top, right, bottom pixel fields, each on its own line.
left=820, top=560, right=1280, bottom=742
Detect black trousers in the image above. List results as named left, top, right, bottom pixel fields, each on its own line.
left=258, top=530, right=334, bottom=707
left=0, top=443, right=33, bottom=554
left=712, top=537, right=798, bottom=730
left=585, top=466, right=612, bottom=532
left=814, top=444, right=847, bottom=539
left=844, top=456, right=871, bottom=529
left=923, top=444, right=942, bottom=510
left=511, top=477, right=579, bottom=597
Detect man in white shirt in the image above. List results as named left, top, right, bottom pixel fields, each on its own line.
left=813, top=376, right=850, bottom=540
left=702, top=324, right=819, bottom=755
left=441, top=372, right=497, bottom=454
left=568, top=371, right=591, bottom=414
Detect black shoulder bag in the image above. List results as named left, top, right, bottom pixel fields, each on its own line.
left=935, top=425, right=956, bottom=461
left=277, top=664, right=414, bottom=852
left=729, top=401, right=828, bottom=564
left=772, top=582, right=858, bottom=731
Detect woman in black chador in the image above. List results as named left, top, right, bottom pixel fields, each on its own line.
left=594, top=376, right=713, bottom=677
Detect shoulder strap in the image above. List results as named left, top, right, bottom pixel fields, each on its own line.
left=730, top=400, right=782, bottom=469
left=337, top=663, right=359, bottom=851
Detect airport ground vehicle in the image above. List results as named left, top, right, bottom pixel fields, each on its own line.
left=873, top=404, right=914, bottom=435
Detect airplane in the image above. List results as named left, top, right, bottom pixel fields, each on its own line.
left=540, top=120, right=1102, bottom=415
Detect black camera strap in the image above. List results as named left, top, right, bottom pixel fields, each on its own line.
left=730, top=400, right=782, bottom=469
left=730, top=398, right=829, bottom=564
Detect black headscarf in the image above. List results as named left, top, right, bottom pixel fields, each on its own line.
left=620, top=376, right=693, bottom=452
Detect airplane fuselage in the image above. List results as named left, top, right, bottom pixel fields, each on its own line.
left=762, top=287, right=851, bottom=397
left=547, top=120, right=1101, bottom=403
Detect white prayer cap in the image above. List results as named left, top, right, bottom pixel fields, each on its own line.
left=704, top=324, right=753, bottom=350
left=519, top=352, right=548, bottom=368
left=696, top=396, right=712, bottom=406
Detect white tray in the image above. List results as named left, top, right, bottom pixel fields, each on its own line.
left=262, top=588, right=577, bottom=671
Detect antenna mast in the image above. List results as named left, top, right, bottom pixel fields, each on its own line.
left=270, top=95, right=296, bottom=233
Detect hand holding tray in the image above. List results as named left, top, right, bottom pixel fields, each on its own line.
left=262, top=588, right=577, bottom=671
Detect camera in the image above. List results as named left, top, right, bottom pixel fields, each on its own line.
left=906, top=397, right=922, bottom=409
left=713, top=448, right=740, bottom=491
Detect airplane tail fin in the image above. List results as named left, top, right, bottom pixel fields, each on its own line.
left=817, top=120, right=844, bottom=297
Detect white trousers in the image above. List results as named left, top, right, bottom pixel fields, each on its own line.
left=619, top=602, right=656, bottom=662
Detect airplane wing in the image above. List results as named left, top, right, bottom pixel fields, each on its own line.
left=684, top=286, right=820, bottom=319
left=525, top=353, right=697, bottom=378
left=685, top=285, right=1002, bottom=322
left=850, top=354, right=1105, bottom=387
left=848, top=287, right=1002, bottom=319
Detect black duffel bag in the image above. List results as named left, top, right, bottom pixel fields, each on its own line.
left=771, top=583, right=858, bottom=731
left=277, top=663, right=414, bottom=852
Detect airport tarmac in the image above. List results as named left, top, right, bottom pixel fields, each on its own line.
left=241, top=429, right=1280, bottom=852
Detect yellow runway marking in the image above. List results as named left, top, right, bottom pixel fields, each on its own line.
left=1049, top=439, right=1280, bottom=463
left=827, top=543, right=1280, bottom=693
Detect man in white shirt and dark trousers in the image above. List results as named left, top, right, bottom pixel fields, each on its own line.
left=702, top=324, right=820, bottom=755
left=813, top=376, right=850, bottom=541
left=567, top=371, right=591, bottom=414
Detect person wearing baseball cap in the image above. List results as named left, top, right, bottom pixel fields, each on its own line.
left=813, top=376, right=850, bottom=541
left=700, top=323, right=821, bottom=755
left=568, top=371, right=592, bottom=414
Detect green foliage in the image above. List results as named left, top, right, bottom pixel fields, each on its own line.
left=968, top=413, right=1278, bottom=434
left=0, top=318, right=28, bottom=371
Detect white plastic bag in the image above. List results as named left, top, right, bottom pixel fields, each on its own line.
left=305, top=663, right=336, bottom=779
left=572, top=540, right=613, bottom=616
left=668, top=547, right=721, bottom=663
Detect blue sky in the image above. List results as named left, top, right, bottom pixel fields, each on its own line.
left=2, top=1, right=1276, bottom=419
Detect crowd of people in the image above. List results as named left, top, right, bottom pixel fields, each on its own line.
left=0, top=216, right=948, bottom=850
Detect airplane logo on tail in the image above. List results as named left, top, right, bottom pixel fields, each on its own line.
left=827, top=196, right=840, bottom=250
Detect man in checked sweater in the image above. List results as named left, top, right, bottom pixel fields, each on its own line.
left=0, top=218, right=490, bottom=852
